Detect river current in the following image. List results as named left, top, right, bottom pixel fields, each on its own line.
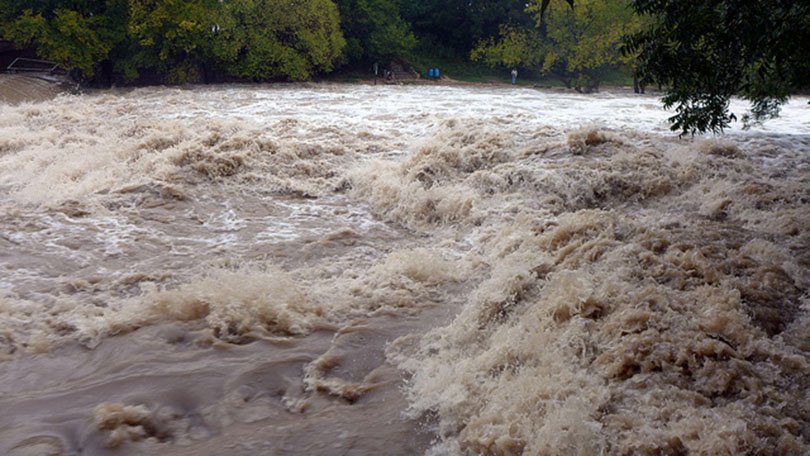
left=1, top=80, right=808, bottom=455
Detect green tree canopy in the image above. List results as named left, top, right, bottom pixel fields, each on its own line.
left=1, top=0, right=345, bottom=83
left=336, top=0, right=415, bottom=62
left=0, top=0, right=127, bottom=76
left=126, top=0, right=222, bottom=82
left=473, top=0, right=642, bottom=91
left=625, top=0, right=810, bottom=134
left=401, top=0, right=534, bottom=55
left=471, top=26, right=544, bottom=70
left=216, top=0, right=345, bottom=81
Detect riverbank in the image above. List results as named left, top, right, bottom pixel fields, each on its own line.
left=0, top=70, right=650, bottom=109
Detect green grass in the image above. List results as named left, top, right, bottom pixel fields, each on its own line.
left=406, top=52, right=632, bottom=88
left=408, top=54, right=530, bottom=84
left=595, top=66, right=635, bottom=87
left=318, top=51, right=635, bottom=89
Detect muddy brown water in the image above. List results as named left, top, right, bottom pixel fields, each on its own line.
left=1, top=80, right=809, bottom=455
left=0, top=74, right=72, bottom=105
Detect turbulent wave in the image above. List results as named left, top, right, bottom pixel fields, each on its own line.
left=0, top=103, right=353, bottom=209
left=374, top=124, right=810, bottom=455
left=0, top=85, right=807, bottom=455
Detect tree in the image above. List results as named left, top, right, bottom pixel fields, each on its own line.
left=535, top=0, right=640, bottom=91
left=471, top=26, right=544, bottom=70
left=126, top=0, right=222, bottom=82
left=625, top=0, right=810, bottom=134
left=335, top=0, right=415, bottom=62
left=0, top=0, right=127, bottom=77
left=213, top=0, right=345, bottom=81
left=1, top=0, right=345, bottom=83
left=472, top=0, right=642, bottom=91
left=402, top=0, right=532, bottom=56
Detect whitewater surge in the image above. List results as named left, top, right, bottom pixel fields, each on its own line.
left=0, top=83, right=808, bottom=455
left=379, top=126, right=810, bottom=455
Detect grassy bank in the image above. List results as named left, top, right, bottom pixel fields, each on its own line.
left=321, top=54, right=635, bottom=89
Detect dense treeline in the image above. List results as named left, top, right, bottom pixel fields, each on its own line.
left=0, top=0, right=347, bottom=83
left=1, top=0, right=807, bottom=133
left=0, top=0, right=632, bottom=86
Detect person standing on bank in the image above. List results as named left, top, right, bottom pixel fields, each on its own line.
left=511, top=69, right=517, bottom=85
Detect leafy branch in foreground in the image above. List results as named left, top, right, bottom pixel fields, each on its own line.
left=624, top=0, right=810, bottom=135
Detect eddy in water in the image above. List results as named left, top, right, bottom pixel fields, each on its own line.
left=0, top=82, right=808, bottom=455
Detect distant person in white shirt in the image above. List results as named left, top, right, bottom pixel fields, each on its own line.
left=511, top=69, right=517, bottom=85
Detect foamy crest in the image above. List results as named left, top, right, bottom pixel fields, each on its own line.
left=0, top=244, right=466, bottom=354
left=387, top=126, right=810, bottom=455
left=0, top=267, right=325, bottom=351
left=0, top=100, right=357, bottom=211
left=349, top=119, right=521, bottom=229
left=94, top=403, right=163, bottom=447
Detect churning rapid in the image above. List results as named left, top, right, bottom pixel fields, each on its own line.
left=0, top=81, right=808, bottom=456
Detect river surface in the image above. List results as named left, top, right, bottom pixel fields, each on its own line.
left=1, top=80, right=809, bottom=455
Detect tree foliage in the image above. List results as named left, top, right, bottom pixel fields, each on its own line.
left=214, top=0, right=344, bottom=81
left=1, top=0, right=344, bottom=82
left=473, top=0, right=641, bottom=91
left=625, top=0, right=810, bottom=134
left=535, top=0, right=640, bottom=90
left=336, top=0, right=415, bottom=62
left=402, top=0, right=533, bottom=55
left=0, top=0, right=127, bottom=76
left=471, top=26, right=544, bottom=70
left=126, top=0, right=220, bottom=82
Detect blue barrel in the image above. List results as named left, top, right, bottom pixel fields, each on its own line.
left=428, top=68, right=435, bottom=78
left=435, top=68, right=440, bottom=78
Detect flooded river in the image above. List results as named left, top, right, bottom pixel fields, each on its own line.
left=1, top=80, right=808, bottom=455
